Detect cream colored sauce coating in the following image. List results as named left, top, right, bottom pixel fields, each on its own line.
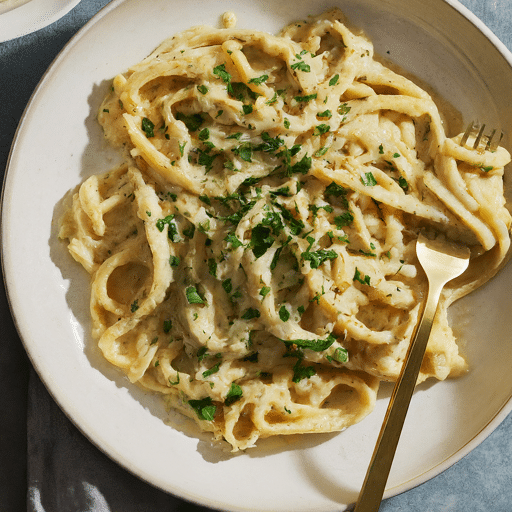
left=59, top=9, right=511, bottom=451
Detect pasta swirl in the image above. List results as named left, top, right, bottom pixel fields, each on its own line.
left=59, top=9, right=512, bottom=451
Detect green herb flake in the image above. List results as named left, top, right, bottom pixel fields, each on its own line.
left=241, top=308, right=261, bottom=320
left=225, top=383, right=243, bottom=406
left=281, top=333, right=336, bottom=352
left=314, top=146, right=329, bottom=157
left=332, top=347, right=348, bottom=363
left=313, top=124, right=330, bottom=136
left=186, top=286, right=205, bottom=304
left=294, top=93, right=317, bottom=103
left=202, top=362, right=221, bottom=378
left=213, top=63, right=233, bottom=90
left=361, top=171, right=377, bottom=186
left=224, top=232, right=244, bottom=248
left=222, top=278, right=233, bottom=294
left=197, top=84, right=208, bottom=95
left=260, top=286, right=271, bottom=298
left=353, top=268, right=371, bottom=285
left=292, top=359, right=316, bottom=382
left=317, top=110, right=332, bottom=118
left=198, top=128, right=210, bottom=141
left=248, top=74, right=269, bottom=85
left=329, top=74, right=339, bottom=86
left=242, top=104, right=253, bottom=115
left=334, top=212, right=354, bottom=228
left=188, top=397, right=216, bottom=421
left=291, top=61, right=311, bottom=73
left=175, top=112, right=204, bottom=132
left=279, top=305, right=290, bottom=322
left=208, top=258, right=217, bottom=278
left=250, top=224, right=274, bottom=258
left=338, top=103, right=351, bottom=118
left=141, top=117, right=155, bottom=138
left=302, top=248, right=337, bottom=269
left=169, top=255, right=180, bottom=267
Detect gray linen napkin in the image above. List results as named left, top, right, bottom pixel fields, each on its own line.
left=26, top=369, right=210, bottom=512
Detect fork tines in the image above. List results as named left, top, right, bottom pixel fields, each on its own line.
left=460, top=121, right=503, bottom=151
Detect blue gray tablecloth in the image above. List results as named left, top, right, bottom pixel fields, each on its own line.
left=1, top=1, right=512, bottom=510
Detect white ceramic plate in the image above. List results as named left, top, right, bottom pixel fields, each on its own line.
left=3, top=0, right=512, bottom=510
left=0, top=0, right=81, bottom=42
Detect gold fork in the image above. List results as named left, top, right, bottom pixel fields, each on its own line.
left=353, top=233, right=470, bottom=512
left=460, top=121, right=503, bottom=151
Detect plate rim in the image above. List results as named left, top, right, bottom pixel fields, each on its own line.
left=2, top=0, right=512, bottom=509
left=0, top=0, right=85, bottom=43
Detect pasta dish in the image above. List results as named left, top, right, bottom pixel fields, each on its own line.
left=59, top=9, right=512, bottom=451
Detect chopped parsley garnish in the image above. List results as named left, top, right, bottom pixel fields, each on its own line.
left=397, top=176, right=408, bottom=191
left=241, top=308, right=261, bottom=320
left=317, top=110, right=332, bottom=118
left=329, top=74, right=339, bottom=86
left=175, top=111, right=204, bottom=132
left=313, top=124, right=330, bottom=136
left=208, top=258, right=217, bottom=277
left=222, top=278, right=233, bottom=294
left=186, top=286, right=205, bottom=304
left=338, top=103, right=351, bottom=115
left=279, top=305, right=290, bottom=322
left=353, top=268, right=371, bottom=285
left=197, top=346, right=209, bottom=362
left=225, top=383, right=243, bottom=406
left=198, top=128, right=210, bottom=141
left=332, top=347, right=349, bottom=363
left=224, top=232, right=244, bottom=248
left=287, top=153, right=312, bottom=175
left=250, top=224, right=274, bottom=258
left=141, top=117, right=155, bottom=138
left=202, top=362, right=221, bottom=378
left=163, top=319, right=172, bottom=333
left=314, top=146, right=329, bottom=157
left=169, top=255, right=180, bottom=267
left=248, top=74, right=269, bottom=85
left=188, top=397, right=216, bottom=421
left=156, top=215, right=181, bottom=242
left=232, top=142, right=253, bottom=162
left=302, top=247, right=338, bottom=269
left=260, top=286, right=271, bottom=298
left=213, top=63, right=233, bottom=93
left=197, top=85, right=208, bottom=94
left=334, top=212, right=354, bottom=228
left=361, top=171, right=377, bottom=186
left=292, top=359, right=316, bottom=382
left=291, top=61, right=310, bottom=73
left=281, top=333, right=336, bottom=352
left=130, top=300, right=139, bottom=313
left=294, top=93, right=317, bottom=103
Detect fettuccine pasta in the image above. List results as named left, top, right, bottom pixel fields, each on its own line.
left=59, top=9, right=512, bottom=451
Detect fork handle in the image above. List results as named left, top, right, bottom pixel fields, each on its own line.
left=353, top=280, right=444, bottom=512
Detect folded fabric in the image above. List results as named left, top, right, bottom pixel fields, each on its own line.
left=26, top=368, right=209, bottom=512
